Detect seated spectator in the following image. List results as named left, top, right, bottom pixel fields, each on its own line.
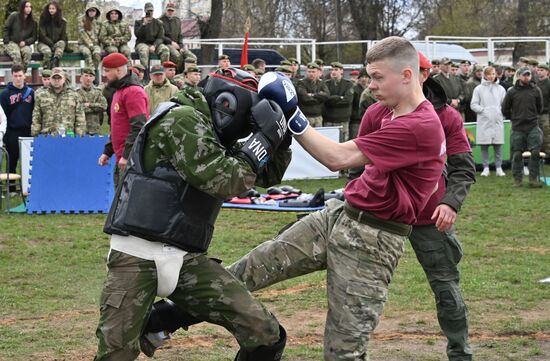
left=134, top=2, right=169, bottom=71
left=78, top=3, right=103, bottom=71
left=144, top=65, right=178, bottom=114
left=98, top=7, right=131, bottom=61
left=3, top=1, right=37, bottom=69
left=37, top=1, right=68, bottom=69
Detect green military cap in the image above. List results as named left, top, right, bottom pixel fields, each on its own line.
left=314, top=58, right=325, bottom=66
left=473, top=64, right=484, bottom=72
left=51, top=67, right=65, bottom=78
left=132, top=63, right=146, bottom=72
left=288, top=57, right=299, bottom=65
left=527, top=58, right=539, bottom=66
left=242, top=64, right=255, bottom=71
left=184, top=66, right=200, bottom=74
left=505, top=65, right=515, bottom=71
left=184, top=57, right=197, bottom=64
left=519, top=56, right=529, bottom=63
left=537, top=64, right=550, bottom=71
left=41, top=69, right=52, bottom=78
left=150, top=64, right=164, bottom=75
left=460, top=60, right=471, bottom=65
left=330, top=61, right=344, bottom=69
left=441, top=57, right=453, bottom=65
left=82, top=67, right=95, bottom=76
left=280, top=60, right=292, bottom=66
left=306, top=62, right=320, bottom=70
left=431, top=59, right=441, bottom=65
left=451, top=63, right=459, bottom=68
left=276, top=65, right=293, bottom=74
left=359, top=67, right=369, bottom=78
left=218, top=54, right=230, bottom=60
left=144, top=2, right=154, bottom=11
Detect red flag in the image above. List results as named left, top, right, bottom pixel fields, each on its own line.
left=241, top=31, right=249, bottom=68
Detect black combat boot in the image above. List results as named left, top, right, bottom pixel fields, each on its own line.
left=234, top=325, right=287, bottom=361
left=51, top=56, right=60, bottom=68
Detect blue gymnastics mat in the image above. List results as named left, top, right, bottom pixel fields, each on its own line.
left=26, top=136, right=115, bottom=214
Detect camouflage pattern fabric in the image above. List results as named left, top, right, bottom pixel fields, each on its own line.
left=227, top=199, right=407, bottom=360
left=135, top=42, right=170, bottom=68
left=77, top=86, right=108, bottom=135
left=511, top=127, right=543, bottom=181
left=409, top=225, right=473, bottom=361
left=78, top=16, right=103, bottom=68
left=31, top=85, right=86, bottom=136
left=540, top=113, right=550, bottom=154
left=94, top=250, right=280, bottom=360
left=36, top=41, right=66, bottom=69
left=4, top=42, right=32, bottom=68
left=99, top=20, right=131, bottom=58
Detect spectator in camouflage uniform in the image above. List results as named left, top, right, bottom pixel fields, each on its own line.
left=37, top=1, right=67, bottom=69
left=134, top=3, right=169, bottom=70
left=3, top=1, right=37, bottom=69
left=323, top=61, right=354, bottom=141
left=296, top=62, right=329, bottom=127
left=144, top=64, right=179, bottom=114
left=94, top=68, right=290, bottom=361
left=98, top=7, right=131, bottom=60
left=160, top=2, right=197, bottom=72
left=502, top=67, right=544, bottom=188
left=35, top=69, right=51, bottom=97
left=78, top=3, right=102, bottom=70
left=536, top=64, right=550, bottom=154
left=77, top=67, right=107, bottom=135
left=31, top=68, right=86, bottom=137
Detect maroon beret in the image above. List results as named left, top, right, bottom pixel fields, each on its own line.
left=102, top=53, right=128, bottom=68
left=162, top=61, right=177, bottom=69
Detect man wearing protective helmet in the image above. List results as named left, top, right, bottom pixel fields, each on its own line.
left=93, top=67, right=291, bottom=361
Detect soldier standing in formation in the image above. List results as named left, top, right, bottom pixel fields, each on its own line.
left=32, top=67, right=85, bottom=137
left=77, top=67, right=107, bottom=135
left=296, top=62, right=329, bottom=127
left=323, top=61, right=354, bottom=141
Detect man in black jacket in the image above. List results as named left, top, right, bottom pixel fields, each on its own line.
left=502, top=67, right=544, bottom=188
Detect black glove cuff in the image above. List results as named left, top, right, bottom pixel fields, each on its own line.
left=236, top=132, right=274, bottom=174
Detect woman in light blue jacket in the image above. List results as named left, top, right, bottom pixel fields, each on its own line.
left=471, top=66, right=507, bottom=177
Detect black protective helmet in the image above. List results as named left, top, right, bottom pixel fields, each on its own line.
left=203, top=68, right=260, bottom=147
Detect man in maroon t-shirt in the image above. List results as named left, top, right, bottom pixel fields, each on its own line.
left=141, top=37, right=447, bottom=360
left=98, top=53, right=149, bottom=186
left=360, top=52, right=476, bottom=360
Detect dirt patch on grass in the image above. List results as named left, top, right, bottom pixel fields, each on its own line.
left=499, top=246, right=549, bottom=255
left=0, top=308, right=97, bottom=325
left=256, top=283, right=325, bottom=297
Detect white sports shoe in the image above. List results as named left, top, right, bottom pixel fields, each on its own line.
left=524, top=166, right=529, bottom=176
left=496, top=168, right=506, bottom=177
left=481, top=168, right=490, bottom=177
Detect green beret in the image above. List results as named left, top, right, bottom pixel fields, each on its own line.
left=41, top=69, right=52, bottom=77
left=527, top=58, right=539, bottom=66
left=460, top=60, right=471, bottom=65
left=276, top=65, right=292, bottom=74
left=184, top=66, right=200, bottom=74
left=538, top=64, right=550, bottom=71
left=307, top=62, right=320, bottom=70
left=184, top=57, right=197, bottom=64
left=451, top=63, right=459, bottom=68
left=473, top=64, right=484, bottom=72
left=519, top=57, right=529, bottom=63
left=441, top=57, right=453, bottom=65
left=280, top=60, right=292, bottom=66
left=431, top=59, right=441, bottom=65
left=505, top=66, right=515, bottom=71
left=314, top=58, right=325, bottom=66
left=218, top=54, right=230, bottom=60
left=288, top=57, right=299, bottom=64
left=330, top=61, right=344, bottom=69
left=254, top=68, right=265, bottom=75
left=242, top=64, right=256, bottom=71
left=82, top=67, right=95, bottom=76
left=133, top=63, right=146, bottom=71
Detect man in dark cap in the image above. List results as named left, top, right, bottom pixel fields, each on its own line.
left=183, top=66, right=202, bottom=90
left=433, top=57, right=463, bottom=110
left=134, top=2, right=170, bottom=70
left=501, top=66, right=515, bottom=90
left=77, top=67, right=107, bottom=134
left=323, top=61, right=354, bottom=141
left=431, top=59, right=441, bottom=77
left=160, top=2, right=197, bottom=72
left=296, top=62, right=329, bottom=127
left=288, top=57, right=302, bottom=81
left=458, top=60, right=471, bottom=83
left=98, top=53, right=149, bottom=187
left=144, top=64, right=179, bottom=114
left=218, top=54, right=231, bottom=70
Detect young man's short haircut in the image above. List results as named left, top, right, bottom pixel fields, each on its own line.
left=366, top=36, right=419, bottom=74
left=251, top=58, right=266, bottom=68
left=11, top=64, right=26, bottom=74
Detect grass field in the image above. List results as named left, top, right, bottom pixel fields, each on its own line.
left=0, top=173, right=549, bottom=361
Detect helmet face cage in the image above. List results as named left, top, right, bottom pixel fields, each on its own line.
left=203, top=68, right=260, bottom=147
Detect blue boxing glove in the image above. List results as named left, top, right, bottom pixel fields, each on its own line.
left=258, top=72, right=310, bottom=135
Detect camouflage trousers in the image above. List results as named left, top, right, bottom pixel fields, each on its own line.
left=37, top=41, right=66, bottom=69
left=409, top=225, right=472, bottom=361
left=324, top=121, right=350, bottom=142
left=94, top=249, right=280, bottom=361
left=539, top=113, right=550, bottom=154
left=167, top=46, right=197, bottom=70
left=104, top=45, right=132, bottom=63
left=79, top=44, right=102, bottom=69
left=227, top=199, right=407, bottom=360
left=307, top=115, right=324, bottom=128
left=5, top=42, right=32, bottom=67
left=511, top=126, right=543, bottom=181
left=135, top=43, right=170, bottom=68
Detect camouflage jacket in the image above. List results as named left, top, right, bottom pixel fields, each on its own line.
left=77, top=85, right=107, bottom=135
left=134, top=18, right=165, bottom=47
left=78, top=15, right=102, bottom=48
left=142, top=88, right=292, bottom=200
left=98, top=20, right=131, bottom=48
left=32, top=85, right=86, bottom=136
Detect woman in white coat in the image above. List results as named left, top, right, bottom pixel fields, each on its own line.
left=471, top=66, right=507, bottom=176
